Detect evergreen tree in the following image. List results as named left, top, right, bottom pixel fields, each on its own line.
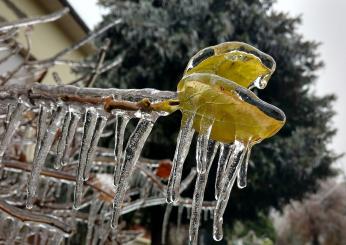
left=95, top=0, right=338, bottom=241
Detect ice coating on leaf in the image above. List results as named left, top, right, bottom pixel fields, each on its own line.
left=166, top=111, right=195, bottom=203
left=0, top=101, right=26, bottom=163
left=184, top=42, right=276, bottom=89
left=213, top=141, right=245, bottom=241
left=83, top=114, right=107, bottom=180
left=161, top=204, right=172, bottom=245
left=189, top=140, right=219, bottom=245
left=74, top=108, right=98, bottom=209
left=111, top=114, right=158, bottom=230
left=237, top=144, right=253, bottom=188
left=113, top=111, right=131, bottom=185
left=170, top=43, right=286, bottom=242
left=177, top=73, right=285, bottom=144
left=27, top=105, right=67, bottom=209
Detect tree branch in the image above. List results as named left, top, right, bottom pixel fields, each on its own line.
left=0, top=198, right=72, bottom=233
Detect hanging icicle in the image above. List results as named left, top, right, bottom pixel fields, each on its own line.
left=161, top=204, right=173, bottom=245
left=55, top=110, right=72, bottom=169
left=189, top=140, right=219, bottom=245
left=74, top=108, right=98, bottom=209
left=176, top=205, right=183, bottom=235
left=0, top=101, right=27, bottom=163
left=83, top=114, right=107, bottom=180
left=111, top=112, right=160, bottom=230
left=27, top=105, right=67, bottom=209
left=113, top=111, right=132, bottom=185
left=86, top=199, right=103, bottom=244
left=166, top=111, right=195, bottom=203
left=237, top=144, right=253, bottom=189
left=214, top=144, right=233, bottom=200
left=33, top=104, right=49, bottom=161
left=62, top=112, right=81, bottom=165
left=213, top=141, right=246, bottom=241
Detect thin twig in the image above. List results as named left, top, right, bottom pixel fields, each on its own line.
left=0, top=198, right=72, bottom=233
left=0, top=42, right=20, bottom=65
left=2, top=160, right=114, bottom=201
left=67, top=55, right=123, bottom=86
left=2, top=27, right=32, bottom=83
left=27, top=19, right=122, bottom=70
left=0, top=8, right=69, bottom=32
left=86, top=39, right=111, bottom=87
left=52, top=72, right=63, bottom=85
left=0, top=28, right=18, bottom=42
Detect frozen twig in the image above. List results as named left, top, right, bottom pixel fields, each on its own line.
left=27, top=19, right=122, bottom=70
left=0, top=198, right=72, bottom=233
left=0, top=8, right=69, bottom=32
left=86, top=39, right=111, bottom=87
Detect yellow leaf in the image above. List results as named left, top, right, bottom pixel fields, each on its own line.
left=184, top=42, right=276, bottom=89
left=177, top=73, right=285, bottom=144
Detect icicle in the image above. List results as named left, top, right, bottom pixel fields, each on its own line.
left=111, top=113, right=158, bottom=230
left=34, top=105, right=49, bottom=161
left=55, top=182, right=62, bottom=198
left=5, top=221, right=20, bottom=245
left=177, top=205, right=183, bottom=235
left=98, top=204, right=111, bottom=244
left=0, top=101, right=26, bottom=163
left=203, top=208, right=208, bottom=221
left=113, top=111, right=131, bottom=185
left=187, top=207, right=191, bottom=219
left=237, top=144, right=252, bottom=189
left=161, top=204, right=172, bottom=245
left=51, top=231, right=64, bottom=245
left=55, top=110, right=72, bottom=169
left=33, top=232, right=39, bottom=245
left=27, top=105, right=67, bottom=209
left=86, top=199, right=103, bottom=244
left=213, top=141, right=245, bottom=241
left=62, top=112, right=80, bottom=165
left=83, top=115, right=107, bottom=180
left=195, top=117, right=213, bottom=174
left=189, top=140, right=219, bottom=245
left=40, top=230, right=48, bottom=245
left=40, top=180, right=50, bottom=204
left=167, top=111, right=195, bottom=203
left=210, top=208, right=214, bottom=220
left=214, top=143, right=233, bottom=200
left=4, top=104, right=15, bottom=127
left=74, top=108, right=98, bottom=209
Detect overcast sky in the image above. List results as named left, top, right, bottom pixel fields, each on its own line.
left=69, top=0, right=346, bottom=170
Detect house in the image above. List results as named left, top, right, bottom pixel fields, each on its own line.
left=0, top=0, right=94, bottom=84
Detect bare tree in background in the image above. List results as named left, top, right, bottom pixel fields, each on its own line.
left=276, top=180, right=346, bottom=245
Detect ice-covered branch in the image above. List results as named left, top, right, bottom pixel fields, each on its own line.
left=0, top=199, right=72, bottom=233
left=2, top=160, right=114, bottom=201
left=0, top=8, right=69, bottom=32
left=0, top=83, right=177, bottom=114
left=26, top=19, right=122, bottom=70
